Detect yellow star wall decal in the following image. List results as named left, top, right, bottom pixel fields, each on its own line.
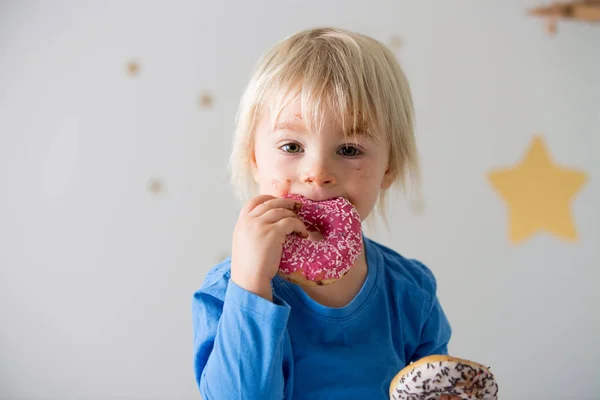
left=488, top=135, right=588, bottom=244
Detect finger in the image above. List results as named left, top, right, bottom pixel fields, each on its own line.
left=274, top=216, right=309, bottom=239
left=250, top=197, right=303, bottom=217
left=241, top=194, right=277, bottom=215
left=260, top=208, right=299, bottom=224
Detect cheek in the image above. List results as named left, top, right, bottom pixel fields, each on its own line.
left=352, top=166, right=379, bottom=186
left=254, top=144, right=292, bottom=194
left=269, top=177, right=292, bottom=197
left=256, top=155, right=295, bottom=196
left=355, top=167, right=369, bottom=181
left=348, top=165, right=385, bottom=208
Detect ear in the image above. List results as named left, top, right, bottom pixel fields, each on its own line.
left=250, top=151, right=259, bottom=183
left=381, top=166, right=394, bottom=190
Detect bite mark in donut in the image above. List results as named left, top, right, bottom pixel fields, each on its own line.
left=389, top=355, right=498, bottom=400
left=278, top=194, right=363, bottom=286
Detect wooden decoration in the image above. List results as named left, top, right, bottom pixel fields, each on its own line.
left=528, top=1, right=600, bottom=34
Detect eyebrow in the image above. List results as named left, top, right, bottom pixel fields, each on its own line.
left=345, top=126, right=368, bottom=136
left=273, top=114, right=304, bottom=132
left=274, top=121, right=302, bottom=131
left=272, top=115, right=375, bottom=140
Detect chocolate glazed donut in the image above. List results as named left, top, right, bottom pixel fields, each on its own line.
left=389, top=355, right=499, bottom=400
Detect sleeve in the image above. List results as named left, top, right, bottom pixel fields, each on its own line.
left=192, top=271, right=294, bottom=400
left=408, top=292, right=452, bottom=363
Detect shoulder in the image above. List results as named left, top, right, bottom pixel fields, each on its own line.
left=192, top=257, right=233, bottom=301
left=366, top=237, right=437, bottom=298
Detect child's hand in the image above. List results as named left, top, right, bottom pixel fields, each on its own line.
left=230, top=194, right=308, bottom=302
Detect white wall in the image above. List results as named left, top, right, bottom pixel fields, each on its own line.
left=1, top=1, right=598, bottom=399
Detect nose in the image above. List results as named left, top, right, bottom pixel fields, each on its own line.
left=301, top=158, right=337, bottom=186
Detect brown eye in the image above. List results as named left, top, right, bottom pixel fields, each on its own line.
left=338, top=145, right=362, bottom=157
left=280, top=143, right=303, bottom=153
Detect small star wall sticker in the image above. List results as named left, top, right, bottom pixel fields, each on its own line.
left=199, top=92, right=214, bottom=108
left=148, top=178, right=165, bottom=195
left=126, top=60, right=140, bottom=76
left=488, top=135, right=588, bottom=244
left=388, top=34, right=403, bottom=51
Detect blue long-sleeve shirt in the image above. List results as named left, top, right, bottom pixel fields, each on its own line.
left=191, top=237, right=452, bottom=399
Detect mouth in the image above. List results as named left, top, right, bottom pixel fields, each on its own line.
left=285, top=193, right=346, bottom=203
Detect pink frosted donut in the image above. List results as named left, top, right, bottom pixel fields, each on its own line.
left=278, top=194, right=363, bottom=286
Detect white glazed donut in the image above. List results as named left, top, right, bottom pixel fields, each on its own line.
left=389, top=355, right=499, bottom=400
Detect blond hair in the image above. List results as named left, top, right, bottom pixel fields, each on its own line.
left=229, top=27, right=420, bottom=223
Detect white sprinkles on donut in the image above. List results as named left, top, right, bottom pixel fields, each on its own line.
left=389, top=355, right=498, bottom=400
left=279, top=194, right=362, bottom=285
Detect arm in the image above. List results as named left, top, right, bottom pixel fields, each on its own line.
left=192, top=277, right=293, bottom=400
left=408, top=293, right=452, bottom=363
left=193, top=195, right=305, bottom=399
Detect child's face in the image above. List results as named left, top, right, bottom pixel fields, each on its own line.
left=251, top=99, right=393, bottom=221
